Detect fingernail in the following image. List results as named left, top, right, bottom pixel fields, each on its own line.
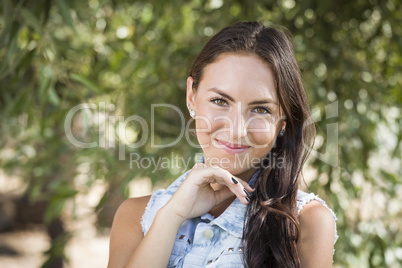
left=243, top=188, right=251, bottom=197
left=245, top=196, right=250, bottom=202
left=249, top=184, right=254, bottom=190
left=232, top=177, right=238, bottom=184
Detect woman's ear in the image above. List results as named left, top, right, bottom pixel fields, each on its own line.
left=278, top=120, right=287, bottom=137
left=281, top=120, right=287, bottom=132
left=186, top=76, right=196, bottom=108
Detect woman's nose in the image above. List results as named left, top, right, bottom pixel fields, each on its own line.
left=230, top=102, right=247, bottom=140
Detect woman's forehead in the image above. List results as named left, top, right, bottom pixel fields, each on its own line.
left=198, top=53, right=278, bottom=102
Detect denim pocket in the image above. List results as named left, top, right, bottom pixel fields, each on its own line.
left=205, top=247, right=244, bottom=268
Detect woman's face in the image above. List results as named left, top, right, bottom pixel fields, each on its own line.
left=187, top=53, right=285, bottom=180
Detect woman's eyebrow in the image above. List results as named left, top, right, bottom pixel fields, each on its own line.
left=207, top=87, right=278, bottom=105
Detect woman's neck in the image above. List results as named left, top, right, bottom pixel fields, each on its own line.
left=208, top=196, right=236, bottom=218
left=236, top=167, right=259, bottom=182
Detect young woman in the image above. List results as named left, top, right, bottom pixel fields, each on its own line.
left=108, top=21, right=338, bottom=268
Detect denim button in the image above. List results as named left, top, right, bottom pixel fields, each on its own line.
left=203, top=229, right=214, bottom=239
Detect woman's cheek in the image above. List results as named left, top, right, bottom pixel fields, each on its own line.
left=247, top=118, right=277, bottom=147
left=195, top=110, right=218, bottom=148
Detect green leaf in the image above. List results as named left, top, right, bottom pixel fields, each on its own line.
left=55, top=187, right=78, bottom=199
left=0, top=0, right=13, bottom=48
left=54, top=0, right=75, bottom=31
left=20, top=8, right=42, bottom=33
left=44, top=198, right=65, bottom=224
left=70, top=73, right=101, bottom=93
left=48, top=86, right=60, bottom=106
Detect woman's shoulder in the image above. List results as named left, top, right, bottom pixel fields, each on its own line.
left=120, top=195, right=152, bottom=212
left=297, top=199, right=336, bottom=233
left=114, top=195, right=152, bottom=227
left=296, top=196, right=338, bottom=266
left=296, top=190, right=339, bottom=247
left=116, top=169, right=193, bottom=218
left=296, top=190, right=337, bottom=219
left=108, top=195, right=152, bottom=267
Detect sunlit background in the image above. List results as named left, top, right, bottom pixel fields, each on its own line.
left=0, top=0, right=401, bottom=267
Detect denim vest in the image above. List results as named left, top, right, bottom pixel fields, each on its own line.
left=141, top=160, right=338, bottom=267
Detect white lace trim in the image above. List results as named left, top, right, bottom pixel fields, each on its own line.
left=297, top=191, right=339, bottom=256
left=140, top=189, right=165, bottom=235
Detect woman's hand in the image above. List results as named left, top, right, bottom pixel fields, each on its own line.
left=109, top=163, right=255, bottom=268
left=165, top=162, right=255, bottom=222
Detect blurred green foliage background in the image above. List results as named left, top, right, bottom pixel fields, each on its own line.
left=0, top=0, right=401, bottom=267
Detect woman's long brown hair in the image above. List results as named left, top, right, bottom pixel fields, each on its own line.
left=189, top=21, right=315, bottom=267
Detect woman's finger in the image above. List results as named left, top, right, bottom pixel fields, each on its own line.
left=232, top=176, right=255, bottom=193
left=194, top=165, right=254, bottom=204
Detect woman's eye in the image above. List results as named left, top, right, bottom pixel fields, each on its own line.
left=210, top=98, right=271, bottom=114
left=253, top=106, right=271, bottom=114
left=211, top=98, right=227, bottom=106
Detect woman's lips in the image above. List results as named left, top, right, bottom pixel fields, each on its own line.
left=215, top=139, right=251, bottom=154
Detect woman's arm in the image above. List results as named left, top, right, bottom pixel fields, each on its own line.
left=107, top=163, right=254, bottom=268
left=297, top=200, right=336, bottom=268
left=108, top=195, right=186, bottom=268
left=107, top=195, right=150, bottom=268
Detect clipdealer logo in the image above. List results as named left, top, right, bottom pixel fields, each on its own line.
left=64, top=101, right=339, bottom=166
